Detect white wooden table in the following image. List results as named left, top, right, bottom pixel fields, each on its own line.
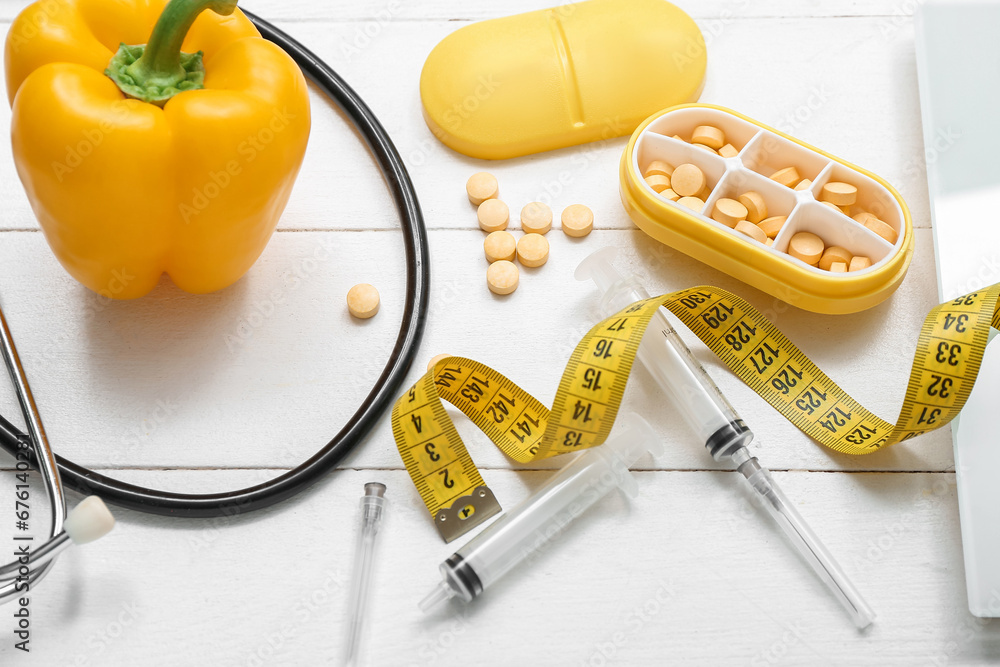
left=1, top=0, right=998, bottom=664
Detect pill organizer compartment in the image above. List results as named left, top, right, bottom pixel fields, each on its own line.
left=635, top=133, right=726, bottom=211
left=811, top=161, right=905, bottom=246
left=773, top=201, right=894, bottom=273
left=704, top=167, right=798, bottom=238
left=740, top=130, right=829, bottom=186
left=645, top=107, right=759, bottom=153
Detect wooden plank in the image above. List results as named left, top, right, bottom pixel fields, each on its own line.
left=0, top=15, right=929, bottom=234
left=0, top=468, right=993, bottom=665
left=0, top=227, right=951, bottom=473
left=0, top=0, right=932, bottom=22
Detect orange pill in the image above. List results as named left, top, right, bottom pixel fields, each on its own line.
left=849, top=256, right=872, bottom=271
left=691, top=125, right=725, bottom=150
left=818, top=246, right=853, bottom=271
left=821, top=181, right=858, bottom=206
left=466, top=172, right=498, bottom=206
left=735, top=220, right=768, bottom=244
left=738, top=191, right=768, bottom=223
left=770, top=166, right=801, bottom=188
left=671, top=163, right=706, bottom=197
left=644, top=174, right=672, bottom=193
left=677, top=196, right=705, bottom=212
left=757, top=216, right=787, bottom=239
left=711, top=198, right=748, bottom=228
left=643, top=160, right=674, bottom=179
left=864, top=217, right=898, bottom=244
left=788, top=232, right=825, bottom=265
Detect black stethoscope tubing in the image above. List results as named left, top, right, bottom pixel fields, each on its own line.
left=0, top=10, right=430, bottom=518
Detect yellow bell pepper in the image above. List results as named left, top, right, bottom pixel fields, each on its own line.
left=5, top=0, right=311, bottom=299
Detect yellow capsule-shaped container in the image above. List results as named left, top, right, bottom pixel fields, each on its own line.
left=420, top=0, right=706, bottom=160
left=620, top=104, right=914, bottom=314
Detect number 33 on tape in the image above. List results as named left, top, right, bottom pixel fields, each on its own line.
left=393, top=283, right=1000, bottom=542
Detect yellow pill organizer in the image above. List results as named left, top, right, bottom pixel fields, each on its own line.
left=620, top=105, right=914, bottom=314
left=420, top=0, right=706, bottom=159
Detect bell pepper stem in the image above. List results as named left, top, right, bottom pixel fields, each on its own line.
left=105, top=0, right=239, bottom=105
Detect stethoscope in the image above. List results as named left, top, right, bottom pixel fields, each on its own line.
left=0, top=11, right=430, bottom=604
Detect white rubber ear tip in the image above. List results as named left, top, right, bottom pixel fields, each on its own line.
left=63, top=496, right=115, bottom=545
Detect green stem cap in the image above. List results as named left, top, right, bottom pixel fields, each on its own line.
left=105, top=0, right=239, bottom=106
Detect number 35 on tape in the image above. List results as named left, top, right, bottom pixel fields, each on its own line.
left=393, top=283, right=1000, bottom=542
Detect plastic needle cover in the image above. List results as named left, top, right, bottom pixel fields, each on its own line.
left=421, top=413, right=663, bottom=612
left=576, top=247, right=875, bottom=629
left=345, top=482, right=388, bottom=667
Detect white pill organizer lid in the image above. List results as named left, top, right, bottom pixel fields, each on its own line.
left=916, top=0, right=1000, bottom=618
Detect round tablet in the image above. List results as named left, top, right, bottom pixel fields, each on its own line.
left=520, top=202, right=552, bottom=234
left=427, top=353, right=451, bottom=372
left=794, top=178, right=813, bottom=192
left=818, top=246, right=853, bottom=271
left=477, top=199, right=509, bottom=232
left=347, top=283, right=380, bottom=319
left=516, top=233, right=550, bottom=267
left=561, top=204, right=594, bottom=238
left=718, top=143, right=739, bottom=159
left=691, top=125, right=725, bottom=150
left=693, top=143, right=718, bottom=155
left=821, top=181, right=858, bottom=206
left=735, top=220, right=767, bottom=244
left=487, top=260, right=519, bottom=295
left=852, top=211, right=877, bottom=225
left=643, top=160, right=674, bottom=178
left=644, top=174, right=671, bottom=193
left=676, top=196, right=704, bottom=211
left=671, top=163, right=706, bottom=197
left=849, top=256, right=872, bottom=272
left=863, top=216, right=898, bottom=244
left=484, top=230, right=516, bottom=263
left=711, top=198, right=748, bottom=228
left=788, top=232, right=825, bottom=265
left=758, top=215, right=787, bottom=238
left=466, top=172, right=498, bottom=206
left=659, top=188, right=680, bottom=202
left=769, top=166, right=801, bottom=188
left=737, top=191, right=768, bottom=223
left=829, top=261, right=848, bottom=273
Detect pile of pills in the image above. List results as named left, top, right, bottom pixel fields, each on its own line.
left=661, top=124, right=743, bottom=158
left=817, top=181, right=899, bottom=245
left=704, top=189, right=788, bottom=247
left=787, top=232, right=872, bottom=272
left=466, top=172, right=594, bottom=295
left=641, top=161, right=713, bottom=212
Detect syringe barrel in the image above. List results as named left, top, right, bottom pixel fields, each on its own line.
left=600, top=274, right=751, bottom=460
left=439, top=415, right=659, bottom=603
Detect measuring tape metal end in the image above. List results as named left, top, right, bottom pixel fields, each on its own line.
left=435, top=486, right=501, bottom=543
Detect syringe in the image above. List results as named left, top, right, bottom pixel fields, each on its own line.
left=420, top=413, right=662, bottom=612
left=575, top=246, right=875, bottom=629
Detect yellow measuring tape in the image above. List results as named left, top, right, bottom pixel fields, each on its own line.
left=393, top=283, right=1000, bottom=542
